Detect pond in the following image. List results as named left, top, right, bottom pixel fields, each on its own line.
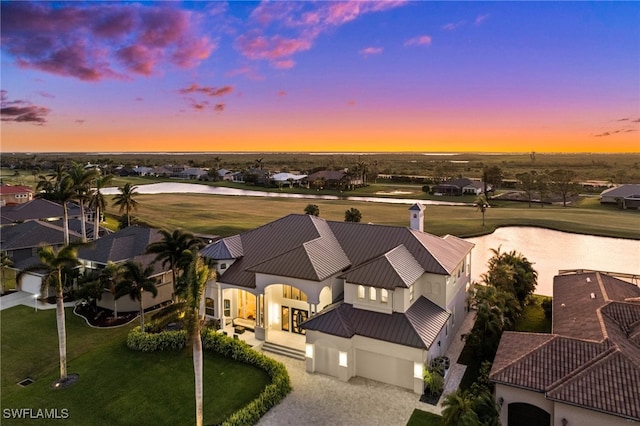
left=102, top=182, right=470, bottom=206
left=466, top=227, right=640, bottom=296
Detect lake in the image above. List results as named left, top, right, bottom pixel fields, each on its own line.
left=466, top=227, right=640, bottom=296
left=102, top=182, right=470, bottom=206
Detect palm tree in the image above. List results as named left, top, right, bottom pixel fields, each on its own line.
left=485, top=247, right=538, bottom=308
left=146, top=229, right=204, bottom=300
left=475, top=195, right=489, bottom=226
left=36, top=175, right=76, bottom=245
left=184, top=251, right=214, bottom=426
left=1, top=252, right=13, bottom=295
left=344, top=207, right=362, bottom=222
left=115, top=261, right=158, bottom=330
left=254, top=158, right=264, bottom=170
left=68, top=162, right=100, bottom=242
left=16, top=244, right=82, bottom=384
left=213, top=156, right=222, bottom=170
left=112, top=183, right=139, bottom=228
left=101, top=261, right=123, bottom=319
left=89, top=174, right=113, bottom=240
left=441, top=389, right=480, bottom=426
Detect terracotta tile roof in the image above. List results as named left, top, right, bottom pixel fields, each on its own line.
left=0, top=184, right=33, bottom=194
left=491, top=272, right=640, bottom=421
left=301, top=296, right=449, bottom=349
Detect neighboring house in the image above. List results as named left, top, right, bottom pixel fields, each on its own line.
left=0, top=184, right=33, bottom=206
left=307, top=170, right=362, bottom=189
left=490, top=271, right=640, bottom=426
left=132, top=166, right=154, bottom=176
left=600, top=184, right=640, bottom=205
left=434, top=178, right=485, bottom=196
left=77, top=226, right=174, bottom=312
left=201, top=205, right=474, bottom=394
left=0, top=199, right=84, bottom=226
left=1, top=220, right=82, bottom=296
left=174, top=167, right=208, bottom=180
left=271, top=172, right=308, bottom=187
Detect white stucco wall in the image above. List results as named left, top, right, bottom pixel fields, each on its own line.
left=495, top=384, right=553, bottom=425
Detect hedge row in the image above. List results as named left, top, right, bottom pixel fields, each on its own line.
left=127, top=327, right=187, bottom=351
left=126, top=327, right=291, bottom=426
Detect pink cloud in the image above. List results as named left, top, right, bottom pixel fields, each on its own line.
left=179, top=84, right=234, bottom=97
left=236, top=1, right=407, bottom=70
left=475, top=14, right=490, bottom=25
left=0, top=2, right=214, bottom=81
left=405, top=35, right=432, bottom=47
left=1, top=90, right=50, bottom=125
left=442, top=20, right=466, bottom=31
left=360, top=47, right=383, bottom=57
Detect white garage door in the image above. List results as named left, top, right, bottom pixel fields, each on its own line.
left=355, top=349, right=413, bottom=390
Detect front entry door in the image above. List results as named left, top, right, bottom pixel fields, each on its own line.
left=291, top=308, right=308, bottom=335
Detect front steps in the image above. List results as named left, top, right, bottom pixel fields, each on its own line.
left=262, top=341, right=306, bottom=361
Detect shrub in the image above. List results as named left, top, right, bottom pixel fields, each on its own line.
left=423, top=367, right=444, bottom=397
left=126, top=326, right=187, bottom=351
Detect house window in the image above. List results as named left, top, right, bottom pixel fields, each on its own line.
left=358, top=285, right=365, bottom=299
left=223, top=299, right=231, bottom=317
left=220, top=263, right=227, bottom=270
left=381, top=289, right=388, bottom=303
left=283, top=285, right=307, bottom=302
left=409, top=285, right=414, bottom=301
left=339, top=351, right=348, bottom=367
left=205, top=298, right=215, bottom=316
left=369, top=287, right=376, bottom=301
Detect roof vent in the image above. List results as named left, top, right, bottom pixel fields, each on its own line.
left=590, top=292, right=596, bottom=299
left=586, top=277, right=591, bottom=283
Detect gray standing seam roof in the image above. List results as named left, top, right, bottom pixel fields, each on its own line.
left=302, top=296, right=450, bottom=349
left=78, top=226, right=162, bottom=264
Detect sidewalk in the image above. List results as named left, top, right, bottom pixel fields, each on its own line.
left=0, top=291, right=76, bottom=311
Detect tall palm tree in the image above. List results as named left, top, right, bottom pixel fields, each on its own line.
left=441, top=389, right=480, bottom=426
left=89, top=174, right=113, bottom=240
left=184, top=251, right=214, bottom=426
left=112, top=183, right=139, bottom=228
left=475, top=195, right=489, bottom=226
left=213, top=156, right=222, bottom=170
left=100, top=261, right=123, bottom=319
left=115, top=261, right=158, bottom=330
left=68, top=162, right=100, bottom=242
left=146, top=229, right=203, bottom=299
left=16, top=244, right=82, bottom=384
left=36, top=175, right=76, bottom=245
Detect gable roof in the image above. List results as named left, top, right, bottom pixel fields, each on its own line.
left=202, top=214, right=473, bottom=288
left=78, top=226, right=162, bottom=264
left=491, top=272, right=640, bottom=421
left=339, top=244, right=423, bottom=289
left=301, top=296, right=450, bottom=349
left=0, top=184, right=33, bottom=195
left=601, top=184, right=640, bottom=198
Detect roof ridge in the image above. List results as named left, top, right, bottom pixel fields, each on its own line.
left=546, top=341, right=617, bottom=393
left=408, top=228, right=450, bottom=274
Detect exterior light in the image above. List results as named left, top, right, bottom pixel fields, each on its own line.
left=414, top=362, right=423, bottom=379
left=338, top=351, right=348, bottom=367
left=305, top=343, right=314, bottom=359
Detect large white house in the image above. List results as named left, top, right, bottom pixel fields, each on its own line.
left=201, top=204, right=474, bottom=393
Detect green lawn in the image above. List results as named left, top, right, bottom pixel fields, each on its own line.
left=1, top=306, right=270, bottom=425
left=406, top=409, right=442, bottom=425
left=102, top=191, right=639, bottom=239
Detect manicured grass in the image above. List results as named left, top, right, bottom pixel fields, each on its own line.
left=406, top=409, right=442, bottom=425
left=1, top=306, right=270, bottom=425
left=514, top=295, right=552, bottom=333
left=103, top=191, right=640, bottom=240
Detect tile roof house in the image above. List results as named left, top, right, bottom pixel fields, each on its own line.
left=0, top=184, right=33, bottom=206
left=490, top=271, right=640, bottom=425
left=201, top=206, right=474, bottom=393
left=0, top=198, right=83, bottom=226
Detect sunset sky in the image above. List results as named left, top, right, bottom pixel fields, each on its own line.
left=1, top=1, right=638, bottom=153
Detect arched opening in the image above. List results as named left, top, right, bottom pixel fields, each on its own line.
left=508, top=402, right=550, bottom=426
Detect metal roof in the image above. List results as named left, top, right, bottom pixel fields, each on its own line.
left=339, top=244, right=423, bottom=289
left=78, top=226, right=162, bottom=264
left=301, top=296, right=449, bottom=349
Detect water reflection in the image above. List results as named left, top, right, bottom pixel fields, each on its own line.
left=466, top=227, right=640, bottom=296
left=102, top=182, right=470, bottom=206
